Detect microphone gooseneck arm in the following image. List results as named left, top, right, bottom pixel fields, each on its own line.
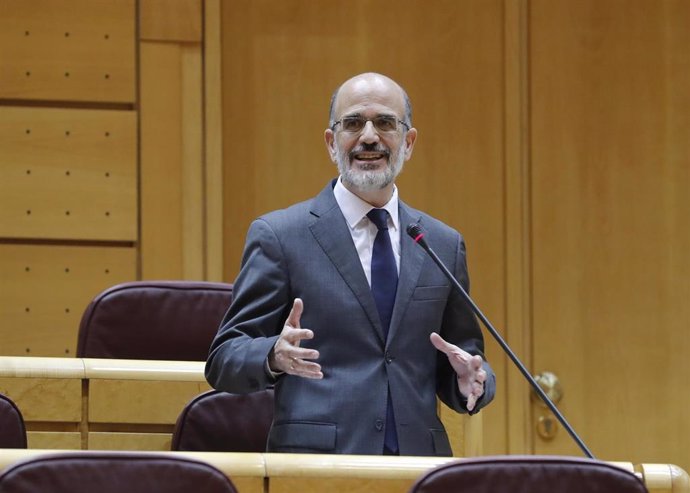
left=406, top=223, right=595, bottom=459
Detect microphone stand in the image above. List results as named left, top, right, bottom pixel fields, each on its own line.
left=407, top=225, right=595, bottom=459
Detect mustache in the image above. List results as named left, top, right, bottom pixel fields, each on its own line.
left=348, top=143, right=390, bottom=159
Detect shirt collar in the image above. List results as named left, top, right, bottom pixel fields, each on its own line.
left=333, top=176, right=399, bottom=231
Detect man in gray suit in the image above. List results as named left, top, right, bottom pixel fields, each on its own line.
left=205, top=72, right=495, bottom=456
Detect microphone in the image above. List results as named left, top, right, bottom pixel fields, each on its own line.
left=406, top=223, right=595, bottom=459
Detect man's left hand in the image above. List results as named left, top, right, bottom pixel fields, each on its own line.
left=430, top=332, right=487, bottom=411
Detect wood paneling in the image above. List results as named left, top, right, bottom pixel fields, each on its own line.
left=0, top=378, right=81, bottom=422
left=0, top=357, right=212, bottom=452
left=0, top=0, right=136, bottom=103
left=27, top=432, right=82, bottom=450
left=503, top=0, right=533, bottom=455
left=88, top=432, right=172, bottom=451
left=88, top=380, right=209, bottom=424
left=529, top=0, right=690, bottom=470
left=140, top=0, right=202, bottom=43
left=204, top=0, right=224, bottom=281
left=140, top=41, right=204, bottom=280
left=0, top=245, right=136, bottom=356
left=0, top=107, right=137, bottom=241
left=220, top=0, right=508, bottom=455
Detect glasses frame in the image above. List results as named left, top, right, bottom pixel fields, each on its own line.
left=330, top=115, right=410, bottom=134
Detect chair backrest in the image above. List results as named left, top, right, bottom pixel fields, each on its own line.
left=77, top=281, right=233, bottom=361
left=171, top=389, right=274, bottom=452
left=0, top=452, right=238, bottom=493
left=408, top=455, right=648, bottom=493
left=0, top=393, right=27, bottom=448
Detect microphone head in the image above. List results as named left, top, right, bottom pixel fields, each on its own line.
left=406, top=223, right=429, bottom=249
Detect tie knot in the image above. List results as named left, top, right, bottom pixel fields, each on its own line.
left=367, top=208, right=389, bottom=231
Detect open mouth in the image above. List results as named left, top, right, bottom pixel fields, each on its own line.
left=351, top=150, right=389, bottom=165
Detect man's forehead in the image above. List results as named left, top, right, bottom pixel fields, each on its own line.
left=334, top=75, right=406, bottom=115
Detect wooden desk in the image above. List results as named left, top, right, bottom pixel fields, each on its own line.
left=0, top=450, right=687, bottom=493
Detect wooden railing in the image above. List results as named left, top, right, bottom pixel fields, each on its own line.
left=0, top=356, right=479, bottom=454
left=0, top=356, right=209, bottom=450
left=1, top=356, right=687, bottom=493
left=0, top=449, right=687, bottom=493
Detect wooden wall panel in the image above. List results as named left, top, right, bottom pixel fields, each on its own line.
left=0, top=0, right=136, bottom=103
left=0, top=378, right=81, bottom=422
left=529, top=0, right=690, bottom=470
left=140, top=42, right=204, bottom=280
left=89, top=380, right=209, bottom=424
left=28, top=432, right=82, bottom=450
left=140, top=0, right=202, bottom=42
left=204, top=0, right=225, bottom=281
left=0, top=245, right=136, bottom=356
left=219, top=0, right=507, bottom=455
left=0, top=107, right=137, bottom=241
left=88, top=432, right=172, bottom=451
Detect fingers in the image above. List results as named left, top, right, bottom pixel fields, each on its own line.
left=466, top=393, right=478, bottom=412
left=461, top=377, right=485, bottom=412
left=285, top=298, right=303, bottom=328
left=271, top=298, right=322, bottom=378
left=287, top=356, right=323, bottom=379
left=434, top=332, right=487, bottom=410
left=430, top=332, right=470, bottom=365
left=272, top=342, right=321, bottom=377
left=283, top=327, right=315, bottom=345
left=429, top=332, right=453, bottom=354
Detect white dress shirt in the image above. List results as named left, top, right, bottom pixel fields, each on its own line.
left=333, top=177, right=401, bottom=285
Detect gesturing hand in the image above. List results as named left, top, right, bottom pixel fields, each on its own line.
left=268, top=298, right=323, bottom=379
left=430, top=332, right=486, bottom=411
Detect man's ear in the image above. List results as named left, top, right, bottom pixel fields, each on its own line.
left=403, top=127, right=418, bottom=161
left=324, top=128, right=338, bottom=163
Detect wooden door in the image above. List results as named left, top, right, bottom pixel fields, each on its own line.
left=529, top=0, right=690, bottom=470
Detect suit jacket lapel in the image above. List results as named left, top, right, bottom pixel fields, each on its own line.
left=308, top=182, right=385, bottom=343
left=388, top=202, right=425, bottom=343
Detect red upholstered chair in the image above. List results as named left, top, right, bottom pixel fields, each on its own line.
left=408, top=455, right=648, bottom=493
left=0, top=452, right=238, bottom=493
left=171, top=389, right=274, bottom=452
left=76, top=281, right=232, bottom=361
left=0, top=393, right=27, bottom=448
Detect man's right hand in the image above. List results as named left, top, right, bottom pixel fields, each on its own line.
left=268, top=298, right=323, bottom=379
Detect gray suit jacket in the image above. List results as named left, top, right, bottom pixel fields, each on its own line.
left=205, top=180, right=496, bottom=456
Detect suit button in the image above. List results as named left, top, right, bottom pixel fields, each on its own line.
left=375, top=419, right=384, bottom=431
left=385, top=352, right=394, bottom=364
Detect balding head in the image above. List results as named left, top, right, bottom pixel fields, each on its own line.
left=328, top=73, right=412, bottom=128
left=323, top=73, right=418, bottom=206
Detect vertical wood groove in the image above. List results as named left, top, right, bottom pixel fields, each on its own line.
left=503, top=0, right=533, bottom=455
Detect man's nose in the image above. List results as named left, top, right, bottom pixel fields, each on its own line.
left=359, top=120, right=380, bottom=144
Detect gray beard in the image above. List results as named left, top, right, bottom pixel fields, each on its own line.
left=336, top=144, right=405, bottom=192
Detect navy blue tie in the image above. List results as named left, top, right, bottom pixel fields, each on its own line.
left=367, top=208, right=399, bottom=454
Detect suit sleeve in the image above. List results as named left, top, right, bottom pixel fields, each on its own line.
left=435, top=233, right=496, bottom=414
left=205, top=219, right=291, bottom=394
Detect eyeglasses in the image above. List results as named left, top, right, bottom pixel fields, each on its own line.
left=331, top=115, right=410, bottom=134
